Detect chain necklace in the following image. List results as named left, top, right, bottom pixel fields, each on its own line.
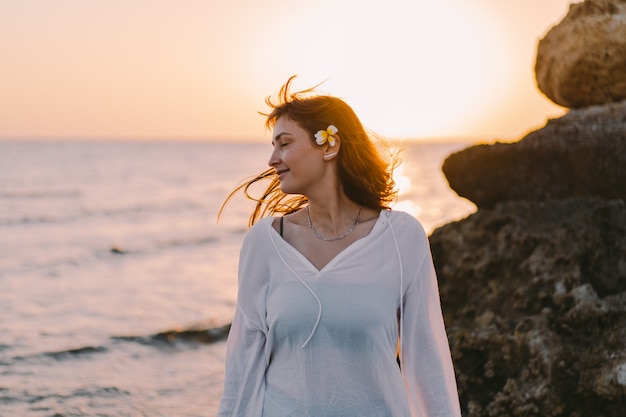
left=306, top=205, right=363, bottom=242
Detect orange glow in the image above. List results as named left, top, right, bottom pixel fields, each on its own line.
left=0, top=0, right=574, bottom=142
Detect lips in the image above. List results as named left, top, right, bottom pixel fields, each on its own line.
left=276, top=168, right=289, bottom=178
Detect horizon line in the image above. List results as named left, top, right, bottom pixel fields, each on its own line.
left=0, top=135, right=506, bottom=145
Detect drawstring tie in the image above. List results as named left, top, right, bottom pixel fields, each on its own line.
left=268, top=225, right=322, bottom=348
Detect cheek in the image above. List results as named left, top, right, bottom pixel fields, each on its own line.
left=293, top=150, right=320, bottom=170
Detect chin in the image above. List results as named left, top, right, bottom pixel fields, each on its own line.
left=279, top=182, right=298, bottom=195
left=280, top=186, right=295, bottom=194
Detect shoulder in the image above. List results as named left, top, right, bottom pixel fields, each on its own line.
left=239, top=217, right=275, bottom=258
left=381, top=209, right=430, bottom=253
left=383, top=209, right=427, bottom=238
left=242, top=217, right=273, bottom=242
left=238, top=218, right=275, bottom=286
left=383, top=210, right=434, bottom=284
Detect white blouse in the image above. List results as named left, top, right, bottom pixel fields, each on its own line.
left=217, top=210, right=461, bottom=417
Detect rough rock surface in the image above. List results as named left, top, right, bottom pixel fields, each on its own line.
left=431, top=1, right=626, bottom=415
left=430, top=198, right=626, bottom=417
left=535, top=0, right=626, bottom=108
left=441, top=100, right=626, bottom=208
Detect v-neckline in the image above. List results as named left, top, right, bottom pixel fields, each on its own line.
left=268, top=210, right=387, bottom=273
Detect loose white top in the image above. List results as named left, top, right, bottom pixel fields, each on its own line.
left=217, top=210, right=461, bottom=417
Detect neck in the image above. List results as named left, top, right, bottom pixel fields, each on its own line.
left=306, top=195, right=362, bottom=236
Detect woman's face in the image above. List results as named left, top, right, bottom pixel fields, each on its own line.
left=268, top=116, right=326, bottom=195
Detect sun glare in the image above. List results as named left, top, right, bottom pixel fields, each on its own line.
left=248, top=1, right=509, bottom=140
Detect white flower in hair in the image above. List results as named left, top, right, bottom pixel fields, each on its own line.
left=314, top=125, right=338, bottom=147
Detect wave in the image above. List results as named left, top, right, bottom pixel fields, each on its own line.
left=0, top=197, right=209, bottom=226
left=108, top=235, right=220, bottom=255
left=0, top=200, right=208, bottom=226
left=8, top=345, right=109, bottom=363
left=9, top=324, right=231, bottom=364
left=43, top=345, right=108, bottom=360
left=0, top=189, right=82, bottom=199
left=83, top=200, right=207, bottom=218
left=113, top=323, right=231, bottom=345
left=0, top=214, right=83, bottom=226
left=1, top=232, right=226, bottom=276
left=1, top=385, right=132, bottom=410
left=156, top=235, right=221, bottom=250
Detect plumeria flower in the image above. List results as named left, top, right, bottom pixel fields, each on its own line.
left=314, top=125, right=338, bottom=147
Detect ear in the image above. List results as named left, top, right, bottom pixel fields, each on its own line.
left=322, top=137, right=341, bottom=161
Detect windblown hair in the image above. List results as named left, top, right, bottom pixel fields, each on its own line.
left=220, top=76, right=399, bottom=227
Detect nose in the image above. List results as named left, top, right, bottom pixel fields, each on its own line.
left=268, top=146, right=280, bottom=167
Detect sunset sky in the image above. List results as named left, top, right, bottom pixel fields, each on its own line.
left=0, top=0, right=576, bottom=142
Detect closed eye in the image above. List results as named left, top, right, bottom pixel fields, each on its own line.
left=272, top=132, right=291, bottom=148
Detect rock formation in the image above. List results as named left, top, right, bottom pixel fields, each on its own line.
left=431, top=199, right=626, bottom=417
left=430, top=1, right=626, bottom=415
left=535, top=0, right=626, bottom=108
left=442, top=100, right=626, bottom=208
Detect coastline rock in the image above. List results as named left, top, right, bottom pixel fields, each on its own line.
left=433, top=2, right=626, bottom=415
left=430, top=198, right=626, bottom=417
left=441, top=100, right=626, bottom=208
left=535, top=0, right=626, bottom=108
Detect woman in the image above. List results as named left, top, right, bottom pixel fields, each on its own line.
left=217, top=77, right=461, bottom=417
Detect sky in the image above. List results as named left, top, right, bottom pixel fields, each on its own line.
left=0, top=0, right=577, bottom=142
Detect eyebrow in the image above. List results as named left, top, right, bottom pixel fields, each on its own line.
left=272, top=132, right=289, bottom=144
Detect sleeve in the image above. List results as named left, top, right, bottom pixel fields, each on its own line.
left=217, top=228, right=269, bottom=417
left=401, top=221, right=462, bottom=417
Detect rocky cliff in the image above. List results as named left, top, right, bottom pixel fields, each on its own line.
left=431, top=199, right=625, bottom=416
left=430, top=1, right=626, bottom=416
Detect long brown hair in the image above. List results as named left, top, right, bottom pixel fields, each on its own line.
left=220, top=76, right=399, bottom=226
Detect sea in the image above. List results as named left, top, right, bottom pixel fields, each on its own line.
left=0, top=140, right=476, bottom=417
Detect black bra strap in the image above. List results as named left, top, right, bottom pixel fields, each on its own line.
left=280, top=216, right=284, bottom=237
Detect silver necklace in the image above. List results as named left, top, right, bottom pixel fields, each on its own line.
left=306, top=205, right=362, bottom=241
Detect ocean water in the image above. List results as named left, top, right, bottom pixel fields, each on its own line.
left=0, top=140, right=475, bottom=417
